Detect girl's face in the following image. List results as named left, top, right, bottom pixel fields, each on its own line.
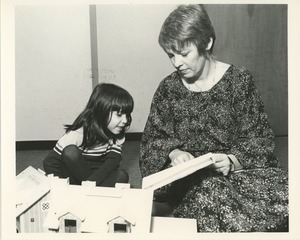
left=107, top=111, right=128, bottom=135
left=165, top=43, right=206, bottom=82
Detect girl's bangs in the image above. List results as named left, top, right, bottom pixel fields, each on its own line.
left=111, top=95, right=133, bottom=114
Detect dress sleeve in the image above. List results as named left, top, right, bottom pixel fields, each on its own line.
left=229, top=69, right=278, bottom=169
left=139, top=81, right=183, bottom=178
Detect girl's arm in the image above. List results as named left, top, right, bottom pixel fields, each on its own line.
left=88, top=151, right=122, bottom=184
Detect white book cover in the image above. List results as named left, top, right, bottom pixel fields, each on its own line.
left=142, top=153, right=214, bottom=190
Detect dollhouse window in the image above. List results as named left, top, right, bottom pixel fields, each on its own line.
left=107, top=216, right=132, bottom=233
left=114, top=223, right=127, bottom=233
left=64, top=219, right=77, bottom=233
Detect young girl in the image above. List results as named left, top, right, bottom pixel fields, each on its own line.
left=43, top=83, right=134, bottom=187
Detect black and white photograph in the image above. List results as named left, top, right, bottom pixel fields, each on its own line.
left=1, top=0, right=299, bottom=239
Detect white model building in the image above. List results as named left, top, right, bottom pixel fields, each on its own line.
left=16, top=154, right=213, bottom=234
left=16, top=167, right=152, bottom=233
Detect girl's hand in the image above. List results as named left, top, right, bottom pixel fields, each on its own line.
left=169, top=149, right=194, bottom=166
left=209, top=153, right=232, bottom=176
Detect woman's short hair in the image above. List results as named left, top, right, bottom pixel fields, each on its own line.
left=159, top=4, right=216, bottom=56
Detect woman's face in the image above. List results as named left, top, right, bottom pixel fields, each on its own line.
left=107, top=111, right=128, bottom=135
left=165, top=43, right=206, bottom=82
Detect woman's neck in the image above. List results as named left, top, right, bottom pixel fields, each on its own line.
left=184, top=58, right=217, bottom=92
left=199, top=57, right=215, bottom=81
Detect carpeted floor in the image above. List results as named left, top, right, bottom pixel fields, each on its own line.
left=16, top=137, right=288, bottom=189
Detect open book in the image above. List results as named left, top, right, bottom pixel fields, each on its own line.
left=142, top=153, right=214, bottom=190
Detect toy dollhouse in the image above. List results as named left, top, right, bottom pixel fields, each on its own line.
left=16, top=153, right=213, bottom=234
left=16, top=167, right=153, bottom=233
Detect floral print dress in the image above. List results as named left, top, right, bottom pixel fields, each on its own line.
left=139, top=65, right=288, bottom=232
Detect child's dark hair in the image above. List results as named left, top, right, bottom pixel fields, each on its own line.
left=65, top=83, right=134, bottom=149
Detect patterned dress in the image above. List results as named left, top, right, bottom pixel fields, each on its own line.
left=139, top=65, right=288, bottom=232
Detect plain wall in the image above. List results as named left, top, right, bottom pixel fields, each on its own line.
left=15, top=5, right=92, bottom=141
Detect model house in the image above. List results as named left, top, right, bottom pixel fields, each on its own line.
left=16, top=167, right=153, bottom=233
left=16, top=159, right=207, bottom=234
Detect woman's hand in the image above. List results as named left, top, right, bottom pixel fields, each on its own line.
left=209, top=153, right=232, bottom=176
left=169, top=149, right=194, bottom=166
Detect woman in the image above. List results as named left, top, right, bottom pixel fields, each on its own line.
left=139, top=4, right=288, bottom=232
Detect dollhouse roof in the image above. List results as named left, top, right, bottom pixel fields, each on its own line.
left=16, top=166, right=51, bottom=217
left=58, top=212, right=86, bottom=221
left=107, top=215, right=136, bottom=226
